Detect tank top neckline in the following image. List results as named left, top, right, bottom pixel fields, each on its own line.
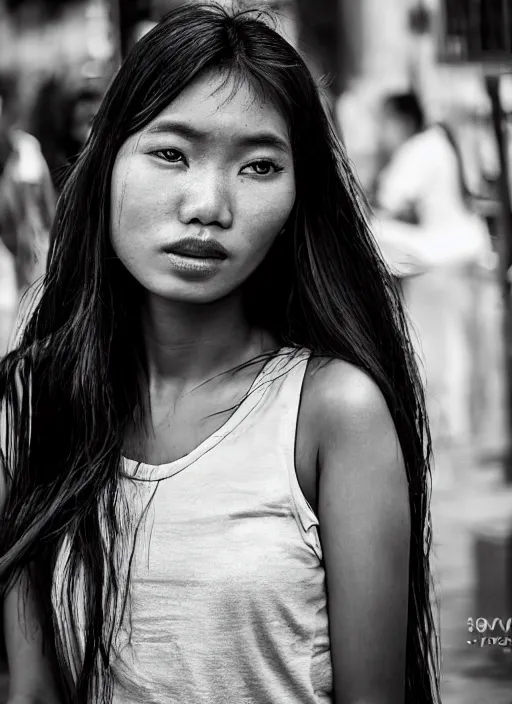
left=121, top=346, right=301, bottom=482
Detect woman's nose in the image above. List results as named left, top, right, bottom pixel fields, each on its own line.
left=178, top=170, right=233, bottom=229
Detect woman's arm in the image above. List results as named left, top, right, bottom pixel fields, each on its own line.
left=4, top=574, right=63, bottom=704
left=314, top=360, right=410, bottom=704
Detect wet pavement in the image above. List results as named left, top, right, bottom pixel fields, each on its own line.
left=433, top=457, right=512, bottom=704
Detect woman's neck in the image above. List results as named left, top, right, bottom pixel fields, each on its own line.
left=141, top=292, right=277, bottom=386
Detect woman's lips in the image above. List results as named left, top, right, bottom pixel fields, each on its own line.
left=163, top=237, right=228, bottom=260
left=164, top=250, right=226, bottom=279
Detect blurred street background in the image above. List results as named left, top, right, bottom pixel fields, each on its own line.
left=1, top=1, right=512, bottom=702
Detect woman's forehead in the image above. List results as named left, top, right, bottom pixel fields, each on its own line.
left=143, top=69, right=289, bottom=140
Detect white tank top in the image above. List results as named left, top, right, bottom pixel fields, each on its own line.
left=52, top=347, right=333, bottom=703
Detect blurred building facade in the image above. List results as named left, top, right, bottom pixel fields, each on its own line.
left=0, top=0, right=510, bottom=182
left=336, top=0, right=512, bottom=194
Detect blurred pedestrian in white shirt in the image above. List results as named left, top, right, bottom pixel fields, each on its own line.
left=0, top=70, right=55, bottom=354
left=373, top=93, right=494, bottom=481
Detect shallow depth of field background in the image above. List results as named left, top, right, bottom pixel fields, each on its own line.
left=1, top=2, right=512, bottom=702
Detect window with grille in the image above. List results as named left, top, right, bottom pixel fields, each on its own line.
left=440, top=0, right=512, bottom=62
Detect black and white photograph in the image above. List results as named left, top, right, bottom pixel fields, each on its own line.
left=0, top=1, right=512, bottom=702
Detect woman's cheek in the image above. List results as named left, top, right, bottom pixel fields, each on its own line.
left=111, top=164, right=173, bottom=248
left=244, top=182, right=295, bottom=232
left=241, top=202, right=294, bottom=264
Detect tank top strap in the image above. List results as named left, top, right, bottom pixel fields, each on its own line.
left=254, top=347, right=322, bottom=560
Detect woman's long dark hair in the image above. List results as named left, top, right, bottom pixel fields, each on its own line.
left=0, top=4, right=440, bottom=703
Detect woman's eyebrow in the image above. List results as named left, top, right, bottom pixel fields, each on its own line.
left=145, top=119, right=290, bottom=153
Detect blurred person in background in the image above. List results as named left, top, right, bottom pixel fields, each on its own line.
left=0, top=5, right=439, bottom=704
left=30, top=76, right=103, bottom=194
left=0, top=69, right=55, bottom=355
left=373, top=92, right=493, bottom=482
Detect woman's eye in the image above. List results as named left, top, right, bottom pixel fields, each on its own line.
left=242, top=160, right=283, bottom=176
left=151, top=149, right=185, bottom=163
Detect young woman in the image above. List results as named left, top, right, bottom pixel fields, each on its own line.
left=0, top=4, right=440, bottom=703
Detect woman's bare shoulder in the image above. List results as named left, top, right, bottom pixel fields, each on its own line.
left=296, top=356, right=397, bottom=513
left=302, top=356, right=391, bottom=443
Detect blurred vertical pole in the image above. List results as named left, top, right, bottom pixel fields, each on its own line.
left=108, top=0, right=122, bottom=68
left=486, top=74, right=512, bottom=483
left=336, top=0, right=361, bottom=95
left=114, top=0, right=152, bottom=60
left=295, top=0, right=339, bottom=92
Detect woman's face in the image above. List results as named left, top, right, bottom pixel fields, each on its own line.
left=110, top=69, right=296, bottom=305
